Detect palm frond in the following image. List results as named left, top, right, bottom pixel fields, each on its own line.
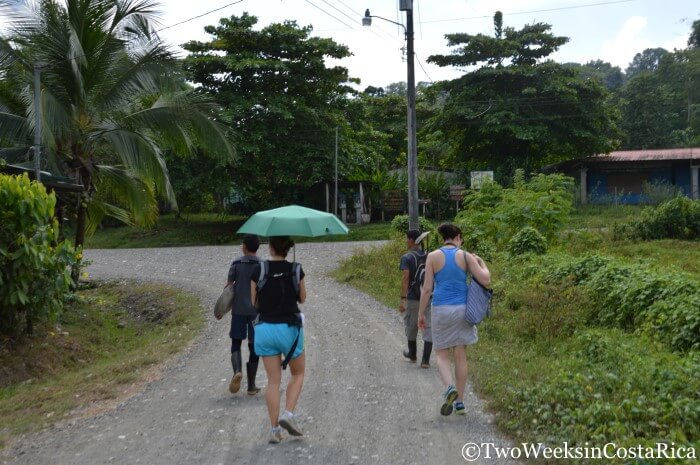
left=0, top=111, right=29, bottom=144
left=121, top=91, right=235, bottom=161
left=91, top=164, right=159, bottom=230
left=90, top=126, right=176, bottom=206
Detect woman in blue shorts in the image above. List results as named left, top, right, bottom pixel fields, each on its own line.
left=251, top=236, right=307, bottom=444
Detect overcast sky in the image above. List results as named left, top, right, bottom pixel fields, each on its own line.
left=2, top=0, right=697, bottom=88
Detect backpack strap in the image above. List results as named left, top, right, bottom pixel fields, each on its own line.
left=292, top=262, right=301, bottom=296
left=256, top=260, right=269, bottom=291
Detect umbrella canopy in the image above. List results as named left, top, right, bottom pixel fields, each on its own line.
left=237, top=205, right=349, bottom=237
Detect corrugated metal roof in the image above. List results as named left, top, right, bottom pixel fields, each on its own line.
left=589, top=148, right=699, bottom=162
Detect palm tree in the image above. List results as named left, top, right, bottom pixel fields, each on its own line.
left=0, top=0, right=234, bottom=251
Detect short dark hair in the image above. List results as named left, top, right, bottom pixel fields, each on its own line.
left=406, top=229, right=420, bottom=241
left=437, top=223, right=462, bottom=241
left=269, top=236, right=294, bottom=258
left=242, top=234, right=260, bottom=252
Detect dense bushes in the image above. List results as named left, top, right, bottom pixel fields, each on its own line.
left=507, top=226, right=548, bottom=256
left=616, top=197, right=700, bottom=240
left=514, top=330, right=699, bottom=455
left=543, top=254, right=699, bottom=352
left=456, top=171, right=573, bottom=247
left=390, top=214, right=433, bottom=235
left=0, top=174, right=77, bottom=336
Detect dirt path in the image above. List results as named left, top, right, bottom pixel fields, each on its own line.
left=2, top=242, right=517, bottom=465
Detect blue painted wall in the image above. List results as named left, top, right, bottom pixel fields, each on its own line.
left=587, top=165, right=693, bottom=204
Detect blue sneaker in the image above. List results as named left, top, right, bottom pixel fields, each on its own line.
left=454, top=401, right=466, bottom=415
left=440, top=385, right=458, bottom=416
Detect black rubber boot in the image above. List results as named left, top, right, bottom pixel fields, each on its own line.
left=403, top=340, right=417, bottom=362
left=246, top=360, right=261, bottom=395
left=421, top=341, right=433, bottom=368
left=229, top=352, right=243, bottom=394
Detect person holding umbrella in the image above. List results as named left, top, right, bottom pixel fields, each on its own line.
left=237, top=205, right=347, bottom=443
left=251, top=236, right=307, bottom=443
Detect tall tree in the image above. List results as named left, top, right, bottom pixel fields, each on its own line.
left=182, top=13, right=354, bottom=210
left=0, top=0, right=233, bottom=250
left=625, top=47, right=669, bottom=79
left=427, top=12, right=619, bottom=178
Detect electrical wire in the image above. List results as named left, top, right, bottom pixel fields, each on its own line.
left=415, top=54, right=433, bottom=82
left=303, top=0, right=355, bottom=30
left=422, top=0, right=638, bottom=24
left=154, top=0, right=245, bottom=33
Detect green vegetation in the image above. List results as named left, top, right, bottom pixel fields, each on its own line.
left=86, top=214, right=395, bottom=249
left=0, top=0, right=233, bottom=251
left=615, top=197, right=700, bottom=241
left=1, top=174, right=78, bottom=336
left=0, top=281, right=204, bottom=448
left=334, top=200, right=699, bottom=464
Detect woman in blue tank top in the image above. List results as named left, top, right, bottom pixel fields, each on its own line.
left=418, top=223, right=491, bottom=416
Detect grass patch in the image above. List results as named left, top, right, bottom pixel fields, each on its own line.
left=330, top=239, right=404, bottom=309
left=333, top=236, right=699, bottom=463
left=567, top=204, right=644, bottom=230
left=85, top=213, right=395, bottom=249
left=0, top=281, right=204, bottom=448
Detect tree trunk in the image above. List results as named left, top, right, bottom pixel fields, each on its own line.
left=71, top=192, right=87, bottom=284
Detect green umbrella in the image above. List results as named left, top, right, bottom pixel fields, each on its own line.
left=237, top=205, right=349, bottom=237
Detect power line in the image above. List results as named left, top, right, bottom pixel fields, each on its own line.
left=416, top=55, right=433, bottom=82
left=155, top=0, right=245, bottom=33
left=422, top=0, right=638, bottom=24
left=303, top=0, right=355, bottom=30
left=317, top=0, right=359, bottom=27
left=334, top=0, right=363, bottom=17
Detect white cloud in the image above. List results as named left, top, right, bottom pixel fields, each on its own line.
left=600, top=16, right=652, bottom=69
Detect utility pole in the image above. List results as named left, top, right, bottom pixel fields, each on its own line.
left=33, top=64, right=42, bottom=182
left=334, top=126, right=339, bottom=216
left=404, top=2, right=418, bottom=231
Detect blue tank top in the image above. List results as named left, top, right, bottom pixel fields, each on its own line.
left=432, top=247, right=468, bottom=306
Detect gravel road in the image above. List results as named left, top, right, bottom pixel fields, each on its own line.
left=2, top=242, right=518, bottom=465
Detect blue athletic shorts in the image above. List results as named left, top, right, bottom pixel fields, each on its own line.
left=254, top=322, right=304, bottom=359
left=230, top=315, right=256, bottom=340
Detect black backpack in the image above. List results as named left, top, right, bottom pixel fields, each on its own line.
left=256, top=260, right=302, bottom=301
left=408, top=250, right=427, bottom=298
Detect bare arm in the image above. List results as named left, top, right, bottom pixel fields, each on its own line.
left=250, top=280, right=257, bottom=309
left=399, top=269, right=410, bottom=312
left=418, top=253, right=435, bottom=329
left=465, top=252, right=491, bottom=287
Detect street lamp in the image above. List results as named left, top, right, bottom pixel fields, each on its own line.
left=363, top=2, right=419, bottom=231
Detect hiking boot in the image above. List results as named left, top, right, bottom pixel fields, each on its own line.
left=269, top=427, right=282, bottom=444
left=440, top=385, right=458, bottom=416
left=279, top=411, right=303, bottom=436
left=246, top=360, right=261, bottom=395
left=229, top=352, right=243, bottom=394
left=454, top=401, right=466, bottom=415
left=403, top=340, right=417, bottom=362
left=420, top=341, right=432, bottom=368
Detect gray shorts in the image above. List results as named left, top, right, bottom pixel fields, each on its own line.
left=404, top=299, right=432, bottom=343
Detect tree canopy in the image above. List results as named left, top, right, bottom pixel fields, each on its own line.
left=182, top=13, right=355, bottom=210
left=0, top=0, right=233, bottom=248
left=426, top=12, right=620, bottom=179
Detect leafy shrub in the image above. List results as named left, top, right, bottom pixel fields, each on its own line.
left=0, top=174, right=78, bottom=336
left=620, top=197, right=700, bottom=240
left=390, top=215, right=433, bottom=235
left=508, top=226, right=548, bottom=256
left=543, top=254, right=700, bottom=351
left=456, top=171, right=574, bottom=246
left=515, top=329, right=699, bottom=457
left=641, top=180, right=683, bottom=205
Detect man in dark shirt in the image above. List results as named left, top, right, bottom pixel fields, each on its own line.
left=399, top=229, right=432, bottom=367
left=221, top=234, right=261, bottom=395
